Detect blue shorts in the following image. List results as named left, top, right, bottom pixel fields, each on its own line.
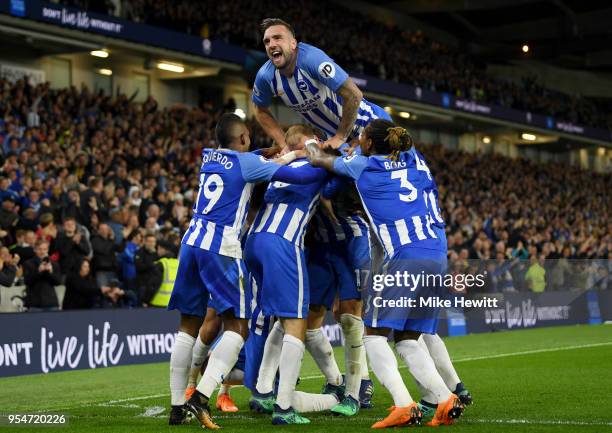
left=244, top=233, right=309, bottom=319
left=308, top=242, right=362, bottom=310
left=345, top=234, right=371, bottom=289
left=364, top=246, right=447, bottom=334
left=168, top=244, right=252, bottom=319
left=207, top=294, right=218, bottom=312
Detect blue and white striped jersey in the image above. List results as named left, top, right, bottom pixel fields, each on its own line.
left=311, top=211, right=369, bottom=244
left=249, top=159, right=327, bottom=248
left=311, top=144, right=369, bottom=244
left=411, top=147, right=445, bottom=229
left=182, top=149, right=281, bottom=259
left=333, top=149, right=444, bottom=258
left=252, top=42, right=388, bottom=139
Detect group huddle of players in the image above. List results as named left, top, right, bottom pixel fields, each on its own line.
left=165, top=18, right=473, bottom=429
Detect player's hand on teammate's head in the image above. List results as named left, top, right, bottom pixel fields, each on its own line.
left=304, top=140, right=320, bottom=158
left=322, top=135, right=345, bottom=150
left=294, top=148, right=308, bottom=159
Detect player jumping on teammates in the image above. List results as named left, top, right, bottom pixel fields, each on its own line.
left=166, top=114, right=336, bottom=428
left=307, top=120, right=465, bottom=428
left=252, top=18, right=389, bottom=149
left=252, top=17, right=389, bottom=413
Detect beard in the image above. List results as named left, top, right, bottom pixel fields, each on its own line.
left=270, top=51, right=290, bottom=69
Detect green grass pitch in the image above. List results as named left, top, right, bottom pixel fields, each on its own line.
left=1, top=324, right=611, bottom=432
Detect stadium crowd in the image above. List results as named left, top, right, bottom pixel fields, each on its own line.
left=426, top=143, right=611, bottom=293
left=0, top=77, right=609, bottom=310
left=59, top=0, right=612, bottom=130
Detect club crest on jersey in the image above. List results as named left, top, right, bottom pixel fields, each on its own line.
left=318, top=62, right=336, bottom=79
left=343, top=153, right=357, bottom=162
left=297, top=80, right=309, bottom=92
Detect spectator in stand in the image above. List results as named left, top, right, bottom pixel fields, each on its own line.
left=37, top=213, right=59, bottom=260
left=108, top=208, right=125, bottom=245
left=81, top=177, right=104, bottom=223
left=23, top=239, right=61, bottom=311
left=134, top=233, right=159, bottom=304
left=0, top=246, right=19, bottom=288
left=0, top=197, right=18, bottom=243
left=62, top=257, right=110, bottom=309
left=16, top=208, right=39, bottom=232
left=0, top=176, right=20, bottom=203
left=0, top=246, right=21, bottom=306
left=119, top=229, right=142, bottom=293
left=11, top=229, right=36, bottom=263
left=90, top=222, right=120, bottom=288
left=141, top=240, right=178, bottom=308
left=61, top=189, right=88, bottom=226
left=525, top=254, right=546, bottom=293
left=56, top=216, right=91, bottom=276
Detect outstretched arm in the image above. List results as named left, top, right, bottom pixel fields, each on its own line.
left=254, top=105, right=287, bottom=149
left=270, top=149, right=307, bottom=165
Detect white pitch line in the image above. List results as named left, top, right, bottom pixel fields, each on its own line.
left=51, top=340, right=612, bottom=411
left=66, top=412, right=612, bottom=427
left=450, top=341, right=612, bottom=363
left=103, top=394, right=168, bottom=405
left=468, top=418, right=612, bottom=426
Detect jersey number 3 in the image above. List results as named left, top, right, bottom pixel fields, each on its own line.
left=391, top=169, right=417, bottom=202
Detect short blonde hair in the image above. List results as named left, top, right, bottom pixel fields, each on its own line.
left=284, top=124, right=316, bottom=150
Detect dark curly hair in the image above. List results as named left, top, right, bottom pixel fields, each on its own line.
left=364, top=119, right=414, bottom=161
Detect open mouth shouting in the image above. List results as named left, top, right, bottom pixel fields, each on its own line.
left=270, top=50, right=283, bottom=62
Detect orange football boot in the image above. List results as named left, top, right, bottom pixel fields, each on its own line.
left=371, top=403, right=422, bottom=429
left=427, top=394, right=464, bottom=427
left=216, top=393, right=239, bottom=412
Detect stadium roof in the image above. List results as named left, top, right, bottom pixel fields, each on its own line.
left=366, top=0, right=612, bottom=70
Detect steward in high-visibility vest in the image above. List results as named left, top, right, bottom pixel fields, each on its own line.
left=147, top=241, right=179, bottom=307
